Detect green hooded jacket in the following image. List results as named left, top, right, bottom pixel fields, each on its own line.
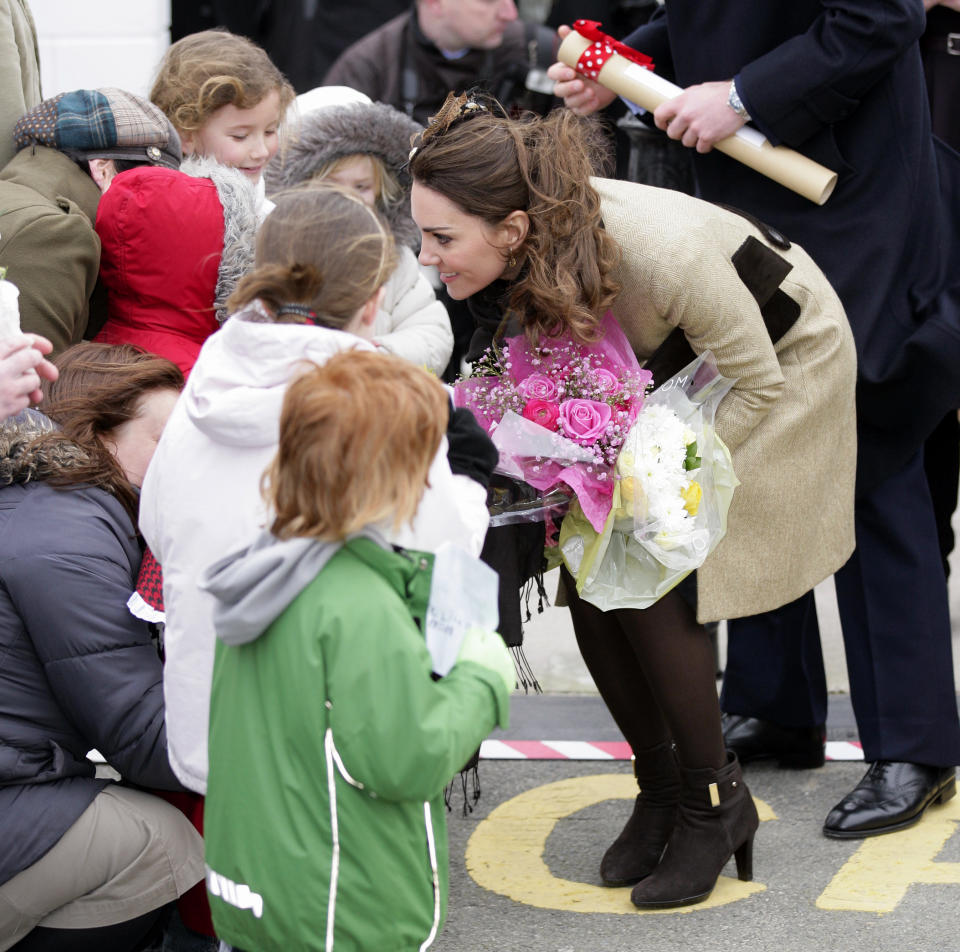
left=203, top=535, right=509, bottom=951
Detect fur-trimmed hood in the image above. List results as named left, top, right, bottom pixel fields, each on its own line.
left=180, top=155, right=259, bottom=321
left=0, top=409, right=85, bottom=486
left=266, top=100, right=422, bottom=250
left=94, top=158, right=259, bottom=374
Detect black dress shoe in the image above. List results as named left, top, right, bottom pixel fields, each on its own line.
left=722, top=713, right=825, bottom=768
left=822, top=761, right=957, bottom=839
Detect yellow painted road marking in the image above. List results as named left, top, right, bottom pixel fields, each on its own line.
left=817, top=794, right=960, bottom=912
left=465, top=773, right=774, bottom=914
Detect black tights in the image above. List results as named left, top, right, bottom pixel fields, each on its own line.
left=562, top=569, right=726, bottom=770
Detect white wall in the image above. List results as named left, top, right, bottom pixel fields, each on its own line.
left=29, top=0, right=170, bottom=99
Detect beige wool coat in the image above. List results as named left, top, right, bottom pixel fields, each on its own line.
left=593, top=177, right=857, bottom=622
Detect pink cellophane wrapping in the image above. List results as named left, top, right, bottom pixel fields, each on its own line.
left=454, top=312, right=651, bottom=532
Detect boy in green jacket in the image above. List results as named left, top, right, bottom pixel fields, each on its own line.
left=202, top=351, right=513, bottom=951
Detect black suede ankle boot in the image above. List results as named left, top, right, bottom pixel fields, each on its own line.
left=600, top=741, right=681, bottom=886
left=629, top=751, right=759, bottom=908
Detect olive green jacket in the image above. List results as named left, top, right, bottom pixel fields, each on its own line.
left=0, top=145, right=104, bottom=353
left=0, top=0, right=41, bottom=168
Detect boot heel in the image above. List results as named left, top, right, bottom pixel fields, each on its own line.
left=630, top=753, right=760, bottom=910
left=733, top=834, right=754, bottom=882
left=937, top=775, right=957, bottom=804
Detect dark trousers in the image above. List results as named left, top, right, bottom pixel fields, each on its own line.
left=923, top=410, right=959, bottom=577
left=10, top=908, right=165, bottom=951
left=722, top=451, right=960, bottom=766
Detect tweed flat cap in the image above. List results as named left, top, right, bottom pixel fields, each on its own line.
left=14, top=87, right=181, bottom=169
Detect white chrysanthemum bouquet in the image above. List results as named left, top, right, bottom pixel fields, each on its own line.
left=559, top=351, right=740, bottom=610
left=619, top=402, right=704, bottom=552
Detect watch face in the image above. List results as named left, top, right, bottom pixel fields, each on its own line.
left=728, top=82, right=749, bottom=120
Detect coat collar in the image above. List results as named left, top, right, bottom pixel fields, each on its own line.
left=1, top=145, right=101, bottom=226
left=346, top=536, right=434, bottom=627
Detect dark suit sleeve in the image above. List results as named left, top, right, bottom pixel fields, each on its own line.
left=621, top=5, right=675, bottom=80
left=736, top=0, right=926, bottom=146
left=3, top=489, right=185, bottom=791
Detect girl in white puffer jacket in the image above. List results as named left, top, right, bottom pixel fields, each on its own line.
left=140, top=185, right=495, bottom=795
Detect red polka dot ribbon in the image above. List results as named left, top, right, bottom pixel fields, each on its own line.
left=572, top=19, right=655, bottom=79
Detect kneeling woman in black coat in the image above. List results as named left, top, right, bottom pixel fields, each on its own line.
left=0, top=344, right=202, bottom=952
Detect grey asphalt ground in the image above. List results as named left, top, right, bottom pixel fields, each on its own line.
left=428, top=561, right=960, bottom=952
left=434, top=756, right=960, bottom=952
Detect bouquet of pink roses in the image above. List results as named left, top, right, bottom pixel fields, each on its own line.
left=454, top=311, right=652, bottom=532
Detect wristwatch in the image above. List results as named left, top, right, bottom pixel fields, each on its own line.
left=728, top=79, right=751, bottom=122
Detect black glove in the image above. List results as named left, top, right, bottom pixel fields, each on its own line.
left=446, top=401, right=498, bottom=489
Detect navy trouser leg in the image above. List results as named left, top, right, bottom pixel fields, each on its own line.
left=721, top=590, right=827, bottom=729
left=834, top=451, right=960, bottom=765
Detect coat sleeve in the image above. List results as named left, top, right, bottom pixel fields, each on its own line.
left=627, top=222, right=786, bottom=452
left=389, top=436, right=490, bottom=557
left=621, top=6, right=675, bottom=80
left=373, top=250, right=454, bottom=375
left=324, top=591, right=509, bottom=803
left=2, top=489, right=185, bottom=791
left=735, top=0, right=926, bottom=146
left=2, top=204, right=99, bottom=353
left=676, top=275, right=784, bottom=452
left=322, top=29, right=391, bottom=101
left=0, top=0, right=40, bottom=169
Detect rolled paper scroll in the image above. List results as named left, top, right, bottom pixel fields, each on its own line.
left=559, top=22, right=838, bottom=206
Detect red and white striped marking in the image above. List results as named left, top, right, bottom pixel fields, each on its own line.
left=824, top=740, right=865, bottom=761
left=480, top=739, right=864, bottom=761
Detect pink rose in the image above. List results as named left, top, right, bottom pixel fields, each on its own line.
left=522, top=399, right=560, bottom=430
left=518, top=372, right=558, bottom=402
left=558, top=398, right=612, bottom=445
left=594, top=367, right=619, bottom=395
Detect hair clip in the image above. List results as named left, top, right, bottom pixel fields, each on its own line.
left=276, top=303, right=319, bottom=324
left=419, top=91, right=493, bottom=149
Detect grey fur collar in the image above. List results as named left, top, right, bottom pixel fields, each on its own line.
left=265, top=102, right=422, bottom=250
left=0, top=410, right=88, bottom=485
left=181, top=156, right=259, bottom=323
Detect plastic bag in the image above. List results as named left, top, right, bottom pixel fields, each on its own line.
left=559, top=351, right=739, bottom=610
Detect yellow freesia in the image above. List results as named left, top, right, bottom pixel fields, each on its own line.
left=681, top=481, right=702, bottom=516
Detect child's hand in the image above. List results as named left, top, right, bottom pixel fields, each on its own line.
left=456, top=626, right=516, bottom=694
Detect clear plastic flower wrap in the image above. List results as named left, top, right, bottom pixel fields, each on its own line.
left=558, top=351, right=740, bottom=610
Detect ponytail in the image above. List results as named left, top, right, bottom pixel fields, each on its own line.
left=227, top=184, right=396, bottom=327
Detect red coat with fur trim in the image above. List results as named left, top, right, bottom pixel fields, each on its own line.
left=94, top=160, right=257, bottom=375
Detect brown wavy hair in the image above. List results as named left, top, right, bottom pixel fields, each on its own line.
left=409, top=93, right=621, bottom=344
left=150, top=29, right=295, bottom=137
left=228, top=184, right=396, bottom=327
left=264, top=351, right=447, bottom=541
left=33, top=343, right=184, bottom=522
